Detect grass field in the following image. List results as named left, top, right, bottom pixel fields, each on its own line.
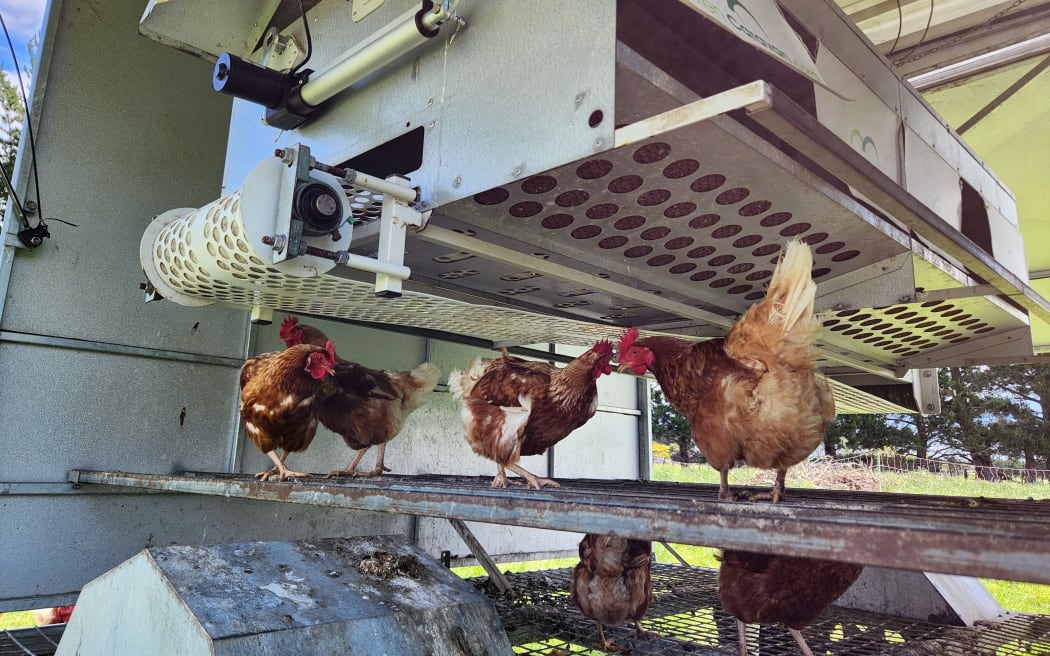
left=0, top=610, right=36, bottom=630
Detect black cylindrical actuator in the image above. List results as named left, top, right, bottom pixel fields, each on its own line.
left=212, top=52, right=295, bottom=109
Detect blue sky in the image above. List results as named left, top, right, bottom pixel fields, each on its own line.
left=0, top=0, right=46, bottom=89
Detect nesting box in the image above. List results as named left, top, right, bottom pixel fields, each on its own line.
left=56, top=535, right=512, bottom=655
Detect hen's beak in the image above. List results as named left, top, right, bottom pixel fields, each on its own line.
left=617, top=361, right=632, bottom=374
left=326, top=365, right=336, bottom=376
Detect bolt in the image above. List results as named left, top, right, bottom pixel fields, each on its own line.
left=453, top=176, right=462, bottom=187
left=923, top=370, right=933, bottom=378
left=263, top=234, right=287, bottom=252
left=513, top=167, right=522, bottom=176
left=428, top=121, right=435, bottom=129
left=427, top=98, right=434, bottom=107
left=899, top=295, right=912, bottom=303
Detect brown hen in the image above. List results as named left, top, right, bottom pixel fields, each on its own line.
left=571, top=535, right=653, bottom=653
left=447, top=341, right=613, bottom=488
left=617, top=240, right=834, bottom=502
left=239, top=341, right=338, bottom=481
left=278, top=317, right=440, bottom=477
left=717, top=549, right=863, bottom=656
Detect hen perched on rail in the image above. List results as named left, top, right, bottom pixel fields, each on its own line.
left=617, top=240, right=834, bottom=502
left=448, top=341, right=614, bottom=488
left=239, top=341, right=339, bottom=481
left=279, top=317, right=440, bottom=477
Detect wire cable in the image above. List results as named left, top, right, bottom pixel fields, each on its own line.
left=0, top=11, right=44, bottom=232
left=291, top=0, right=313, bottom=76
left=887, top=0, right=904, bottom=55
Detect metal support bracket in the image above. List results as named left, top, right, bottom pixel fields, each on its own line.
left=447, top=518, right=514, bottom=594
left=373, top=176, right=429, bottom=297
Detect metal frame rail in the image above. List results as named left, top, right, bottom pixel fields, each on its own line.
left=68, top=470, right=1050, bottom=586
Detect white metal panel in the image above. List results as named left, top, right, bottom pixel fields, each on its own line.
left=815, top=48, right=901, bottom=184
left=903, top=126, right=963, bottom=232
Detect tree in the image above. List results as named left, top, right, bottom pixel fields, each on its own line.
left=976, top=363, right=1050, bottom=479
left=650, top=385, right=697, bottom=463
left=0, top=70, right=23, bottom=213
left=825, top=413, right=914, bottom=457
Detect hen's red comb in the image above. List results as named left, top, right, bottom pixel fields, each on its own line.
left=324, top=340, right=337, bottom=360
left=592, top=339, right=614, bottom=357
left=618, top=327, right=640, bottom=353
left=279, top=316, right=299, bottom=339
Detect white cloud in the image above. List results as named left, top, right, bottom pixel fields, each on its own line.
left=0, top=0, right=46, bottom=90
left=0, top=0, right=46, bottom=41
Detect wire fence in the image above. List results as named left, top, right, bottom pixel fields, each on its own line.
left=835, top=452, right=1050, bottom=484
left=653, top=453, right=1050, bottom=492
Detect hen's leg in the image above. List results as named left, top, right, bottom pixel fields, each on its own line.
left=327, top=447, right=370, bottom=478
left=630, top=620, right=657, bottom=639
left=491, top=465, right=509, bottom=488
left=717, top=468, right=735, bottom=501
left=772, top=469, right=787, bottom=503
left=255, top=450, right=283, bottom=481
left=788, top=628, right=815, bottom=656
left=362, top=443, right=391, bottom=477
left=259, top=449, right=309, bottom=482
left=737, top=619, right=749, bottom=656
left=505, top=462, right=560, bottom=489
left=746, top=469, right=787, bottom=503
left=594, top=622, right=623, bottom=653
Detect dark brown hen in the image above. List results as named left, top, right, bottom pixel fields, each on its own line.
left=278, top=317, right=440, bottom=477
left=718, top=549, right=863, bottom=656
left=571, top=535, right=653, bottom=653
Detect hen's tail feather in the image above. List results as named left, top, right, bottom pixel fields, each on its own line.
left=447, top=356, right=486, bottom=401
left=725, top=239, right=820, bottom=366
left=767, top=240, right=817, bottom=335
left=402, top=362, right=441, bottom=413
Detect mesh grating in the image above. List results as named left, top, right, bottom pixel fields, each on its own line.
left=0, top=625, right=63, bottom=656
left=822, top=299, right=1018, bottom=362
left=429, top=124, right=1030, bottom=369
left=338, top=181, right=384, bottom=224
left=146, top=189, right=627, bottom=348
left=478, top=564, right=1050, bottom=656
left=437, top=123, right=906, bottom=323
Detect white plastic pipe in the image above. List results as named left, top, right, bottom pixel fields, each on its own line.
left=341, top=252, right=411, bottom=280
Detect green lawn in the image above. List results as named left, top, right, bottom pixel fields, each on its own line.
left=0, top=610, right=36, bottom=630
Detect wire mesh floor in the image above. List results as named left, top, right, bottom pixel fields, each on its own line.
left=0, top=625, right=63, bottom=656
left=473, top=563, right=1050, bottom=655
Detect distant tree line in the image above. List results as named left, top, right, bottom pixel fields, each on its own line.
left=651, top=364, right=1050, bottom=483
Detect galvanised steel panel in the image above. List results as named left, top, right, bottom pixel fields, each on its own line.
left=0, top=0, right=243, bottom=358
